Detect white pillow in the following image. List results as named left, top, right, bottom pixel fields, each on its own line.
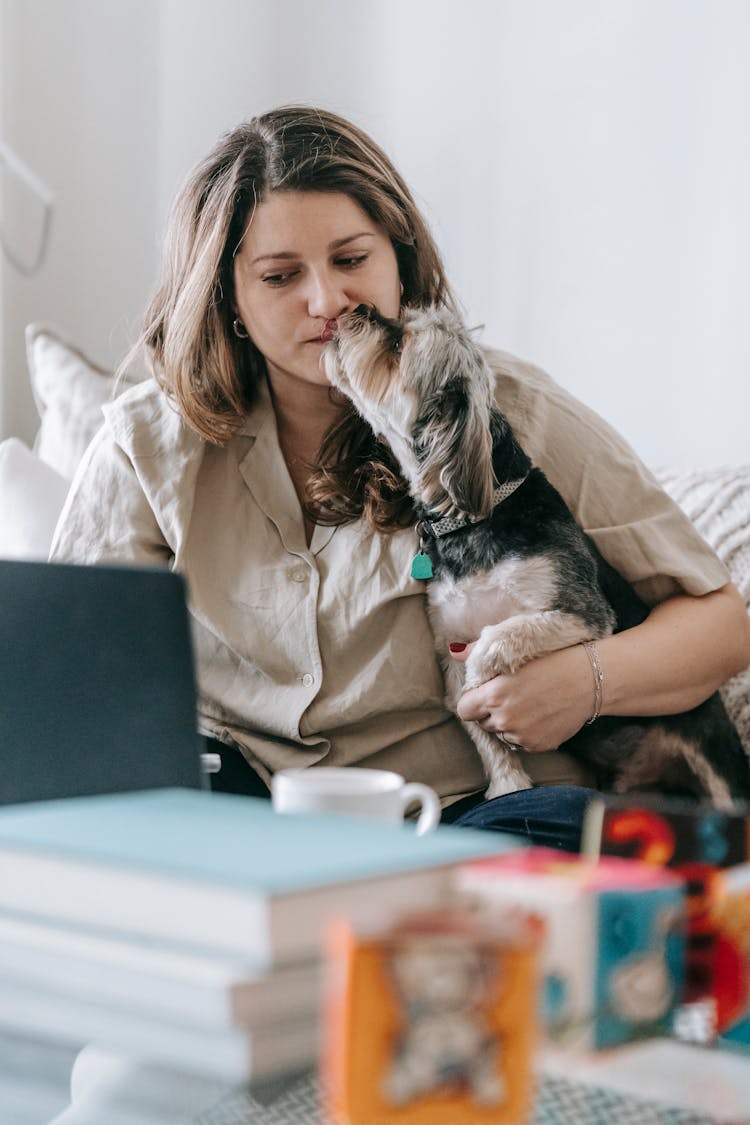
left=25, top=323, right=118, bottom=481
left=0, top=438, right=70, bottom=559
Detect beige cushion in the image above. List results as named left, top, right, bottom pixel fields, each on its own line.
left=656, top=465, right=750, bottom=757
left=25, top=324, right=121, bottom=481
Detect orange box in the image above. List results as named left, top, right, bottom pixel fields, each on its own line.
left=323, top=910, right=540, bottom=1125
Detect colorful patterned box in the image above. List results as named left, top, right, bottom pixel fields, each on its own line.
left=583, top=795, right=750, bottom=1025
left=323, top=910, right=541, bottom=1125
left=582, top=795, right=750, bottom=872
left=455, top=848, right=685, bottom=1051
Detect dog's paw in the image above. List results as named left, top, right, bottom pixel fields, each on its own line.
left=483, top=751, right=534, bottom=798
left=465, top=627, right=523, bottom=687
left=464, top=719, right=534, bottom=797
left=466, top=612, right=591, bottom=688
left=484, top=772, right=533, bottom=800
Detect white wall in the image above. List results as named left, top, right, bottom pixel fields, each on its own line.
left=0, top=0, right=160, bottom=442
left=2, top=0, right=749, bottom=468
left=480, top=0, right=750, bottom=469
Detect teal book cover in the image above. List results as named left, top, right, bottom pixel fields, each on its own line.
left=0, top=788, right=513, bottom=893
left=0, top=789, right=517, bottom=960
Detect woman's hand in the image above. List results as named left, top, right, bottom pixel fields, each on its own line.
left=449, top=642, right=594, bottom=752
left=449, top=583, right=750, bottom=752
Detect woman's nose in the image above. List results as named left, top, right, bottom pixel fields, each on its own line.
left=305, top=270, right=350, bottom=319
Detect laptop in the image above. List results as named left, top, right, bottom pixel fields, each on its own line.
left=0, top=560, right=205, bottom=805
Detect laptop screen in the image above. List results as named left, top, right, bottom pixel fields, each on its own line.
left=0, top=560, right=204, bottom=805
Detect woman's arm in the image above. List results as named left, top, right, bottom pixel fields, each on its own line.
left=451, top=583, right=750, bottom=752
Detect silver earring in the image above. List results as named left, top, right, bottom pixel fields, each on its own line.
left=233, top=318, right=249, bottom=339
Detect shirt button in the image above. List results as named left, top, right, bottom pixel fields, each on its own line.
left=302, top=673, right=315, bottom=688
left=290, top=568, right=307, bottom=583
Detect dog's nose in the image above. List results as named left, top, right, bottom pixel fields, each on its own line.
left=352, top=303, right=374, bottom=319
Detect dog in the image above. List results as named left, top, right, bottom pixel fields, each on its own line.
left=324, top=303, right=750, bottom=811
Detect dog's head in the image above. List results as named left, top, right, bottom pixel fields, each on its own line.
left=323, top=304, right=495, bottom=519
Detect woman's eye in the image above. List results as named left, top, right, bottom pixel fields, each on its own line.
left=336, top=254, right=368, bottom=269
left=261, top=271, right=297, bottom=287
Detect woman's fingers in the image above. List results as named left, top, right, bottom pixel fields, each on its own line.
left=447, top=643, right=594, bottom=752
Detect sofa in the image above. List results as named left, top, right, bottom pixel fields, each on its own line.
left=2, top=324, right=750, bottom=759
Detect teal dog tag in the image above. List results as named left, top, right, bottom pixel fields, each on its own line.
left=411, top=551, right=433, bottom=580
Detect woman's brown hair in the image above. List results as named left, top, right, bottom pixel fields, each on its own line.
left=132, top=105, right=457, bottom=529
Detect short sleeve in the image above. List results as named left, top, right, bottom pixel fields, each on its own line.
left=487, top=349, right=730, bottom=605
left=49, top=423, right=172, bottom=567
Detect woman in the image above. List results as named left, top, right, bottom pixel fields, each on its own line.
left=50, top=106, right=750, bottom=849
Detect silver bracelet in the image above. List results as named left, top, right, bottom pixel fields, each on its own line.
left=581, top=641, right=604, bottom=724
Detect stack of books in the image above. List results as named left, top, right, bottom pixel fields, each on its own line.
left=0, top=788, right=511, bottom=1085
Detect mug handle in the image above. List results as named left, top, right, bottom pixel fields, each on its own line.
left=398, top=782, right=441, bottom=835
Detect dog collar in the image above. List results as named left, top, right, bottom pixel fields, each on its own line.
left=422, top=475, right=528, bottom=538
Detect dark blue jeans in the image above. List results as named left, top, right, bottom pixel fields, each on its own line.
left=440, top=785, right=600, bottom=853
left=207, top=740, right=597, bottom=853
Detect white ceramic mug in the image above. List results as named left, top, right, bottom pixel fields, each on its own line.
left=271, top=767, right=441, bottom=836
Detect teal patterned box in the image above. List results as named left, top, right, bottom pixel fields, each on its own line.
left=456, top=847, right=685, bottom=1050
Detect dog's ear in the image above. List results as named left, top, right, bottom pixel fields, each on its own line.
left=413, top=376, right=494, bottom=518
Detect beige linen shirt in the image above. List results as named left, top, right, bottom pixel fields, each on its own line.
left=50, top=349, right=730, bottom=801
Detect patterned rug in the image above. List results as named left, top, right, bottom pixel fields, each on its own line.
left=196, top=1069, right=744, bottom=1125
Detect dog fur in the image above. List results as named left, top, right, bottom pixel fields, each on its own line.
left=324, top=304, right=750, bottom=810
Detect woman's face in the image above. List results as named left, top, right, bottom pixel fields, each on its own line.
left=233, top=190, right=402, bottom=389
